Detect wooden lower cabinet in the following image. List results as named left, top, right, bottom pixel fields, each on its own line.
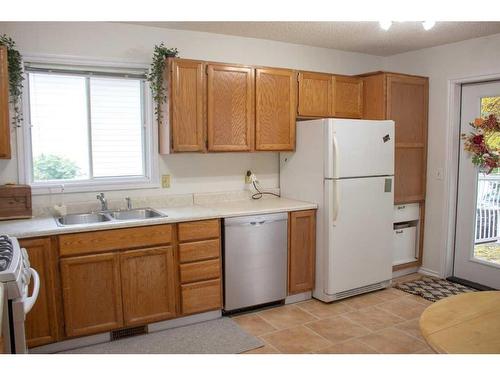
left=288, top=210, right=316, bottom=295
left=120, top=246, right=178, bottom=326
left=20, top=237, right=61, bottom=348
left=181, top=279, right=222, bottom=315
left=60, top=252, right=123, bottom=338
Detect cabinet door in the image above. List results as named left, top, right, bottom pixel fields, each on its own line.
left=288, top=210, right=316, bottom=295
left=60, top=252, right=123, bottom=337
left=20, top=237, right=60, bottom=347
left=0, top=45, right=10, bottom=159
left=387, top=74, right=428, bottom=204
left=169, top=58, right=206, bottom=152
left=255, top=68, right=297, bottom=151
left=297, top=72, right=332, bottom=117
left=386, top=74, right=428, bottom=145
left=394, top=147, right=426, bottom=204
left=120, top=246, right=177, bottom=326
left=207, top=64, right=254, bottom=151
left=332, top=76, right=363, bottom=119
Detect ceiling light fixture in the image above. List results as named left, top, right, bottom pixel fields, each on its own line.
left=379, top=21, right=392, bottom=31
left=422, top=21, right=436, bottom=30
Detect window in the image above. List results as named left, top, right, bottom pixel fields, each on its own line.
left=22, top=62, right=157, bottom=193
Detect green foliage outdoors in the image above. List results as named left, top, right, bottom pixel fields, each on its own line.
left=33, top=154, right=80, bottom=181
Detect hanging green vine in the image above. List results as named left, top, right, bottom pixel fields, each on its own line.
left=0, top=34, right=24, bottom=127
left=146, top=43, right=179, bottom=124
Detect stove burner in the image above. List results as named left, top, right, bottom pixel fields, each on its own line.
left=0, top=235, right=14, bottom=272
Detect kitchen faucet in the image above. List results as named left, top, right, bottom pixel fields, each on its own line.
left=96, top=192, right=108, bottom=211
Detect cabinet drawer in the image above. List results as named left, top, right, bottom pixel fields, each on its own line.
left=180, top=259, right=220, bottom=284
left=181, top=279, right=221, bottom=315
left=179, top=239, right=220, bottom=263
left=59, top=224, right=173, bottom=257
left=393, top=203, right=420, bottom=223
left=178, top=219, right=220, bottom=242
left=393, top=226, right=418, bottom=266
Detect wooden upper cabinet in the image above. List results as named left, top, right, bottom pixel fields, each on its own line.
left=386, top=74, right=428, bottom=146
left=20, top=237, right=60, bottom=348
left=60, top=252, right=123, bottom=337
left=297, top=72, right=332, bottom=117
left=120, top=246, right=177, bottom=326
left=360, top=73, right=386, bottom=120
left=207, top=64, right=254, bottom=151
left=255, top=68, right=297, bottom=151
left=167, top=58, right=206, bottom=152
left=332, top=76, right=363, bottom=119
left=0, top=45, right=10, bottom=159
left=288, top=210, right=316, bottom=295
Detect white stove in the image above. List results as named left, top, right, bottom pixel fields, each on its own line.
left=0, top=235, right=39, bottom=354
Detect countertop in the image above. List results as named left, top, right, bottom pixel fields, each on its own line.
left=0, top=197, right=317, bottom=238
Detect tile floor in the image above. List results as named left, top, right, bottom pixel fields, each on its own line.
left=233, top=273, right=435, bottom=354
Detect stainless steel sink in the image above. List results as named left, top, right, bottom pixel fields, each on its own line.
left=55, top=208, right=165, bottom=226
left=109, top=208, right=165, bottom=221
left=56, top=213, right=112, bottom=226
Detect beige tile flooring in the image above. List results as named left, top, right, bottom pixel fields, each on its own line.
left=233, top=273, right=435, bottom=354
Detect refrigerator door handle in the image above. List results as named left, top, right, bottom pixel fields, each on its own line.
left=332, top=132, right=339, bottom=179
left=331, top=180, right=340, bottom=226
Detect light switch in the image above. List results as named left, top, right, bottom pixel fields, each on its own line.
left=161, top=175, right=171, bottom=188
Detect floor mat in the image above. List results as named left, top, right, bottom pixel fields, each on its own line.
left=394, top=276, right=477, bottom=303
left=60, top=317, right=263, bottom=354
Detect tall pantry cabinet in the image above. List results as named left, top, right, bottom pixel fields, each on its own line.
left=359, top=72, right=429, bottom=270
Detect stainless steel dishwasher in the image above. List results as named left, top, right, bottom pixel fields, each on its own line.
left=224, top=212, right=288, bottom=312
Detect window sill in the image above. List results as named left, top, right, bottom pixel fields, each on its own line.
left=29, top=177, right=160, bottom=195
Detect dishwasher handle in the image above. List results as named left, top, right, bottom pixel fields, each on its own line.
left=225, top=212, right=289, bottom=227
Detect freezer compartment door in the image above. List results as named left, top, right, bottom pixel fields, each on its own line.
left=324, top=176, right=393, bottom=295
left=325, top=119, right=394, bottom=179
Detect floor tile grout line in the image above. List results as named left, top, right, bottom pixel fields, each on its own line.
left=300, top=324, right=338, bottom=351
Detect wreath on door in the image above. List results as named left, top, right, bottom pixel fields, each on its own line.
left=462, top=114, right=500, bottom=174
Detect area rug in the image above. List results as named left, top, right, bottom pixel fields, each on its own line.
left=60, top=317, right=263, bottom=354
left=395, top=276, right=477, bottom=303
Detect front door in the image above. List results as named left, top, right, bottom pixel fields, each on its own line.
left=454, top=81, right=500, bottom=289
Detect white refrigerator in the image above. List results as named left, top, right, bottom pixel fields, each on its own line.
left=280, top=118, right=395, bottom=302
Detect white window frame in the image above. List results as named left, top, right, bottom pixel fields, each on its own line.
left=17, top=54, right=159, bottom=195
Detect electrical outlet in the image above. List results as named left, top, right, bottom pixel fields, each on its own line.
left=245, top=170, right=252, bottom=184
left=161, top=174, right=171, bottom=188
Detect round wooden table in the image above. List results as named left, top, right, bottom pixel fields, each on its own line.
left=419, top=291, right=500, bottom=353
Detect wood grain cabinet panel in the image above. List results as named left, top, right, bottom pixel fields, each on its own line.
left=386, top=74, right=428, bottom=145
left=179, top=239, right=220, bottom=263
left=168, top=58, right=206, bottom=152
left=297, top=72, right=332, bottom=117
left=20, top=237, right=60, bottom=347
left=207, top=64, right=254, bottom=151
left=394, top=147, right=426, bottom=204
left=120, top=247, right=177, bottom=326
left=255, top=68, right=297, bottom=151
left=58, top=224, right=172, bottom=257
left=332, top=76, right=363, bottom=119
left=177, top=219, right=220, bottom=242
left=60, top=252, right=123, bottom=337
left=0, top=45, right=10, bottom=159
left=181, top=279, right=222, bottom=315
left=180, top=259, right=220, bottom=284
left=288, top=210, right=316, bottom=295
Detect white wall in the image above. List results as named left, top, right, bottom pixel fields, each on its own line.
left=0, top=21, right=383, bottom=205
left=383, top=32, right=500, bottom=276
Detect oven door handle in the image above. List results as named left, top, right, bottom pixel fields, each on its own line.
left=24, top=268, right=40, bottom=314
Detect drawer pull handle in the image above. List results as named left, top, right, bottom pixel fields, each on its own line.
left=395, top=230, right=404, bottom=234
left=397, top=205, right=406, bottom=210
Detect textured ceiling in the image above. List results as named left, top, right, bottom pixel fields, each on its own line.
left=130, top=21, right=500, bottom=56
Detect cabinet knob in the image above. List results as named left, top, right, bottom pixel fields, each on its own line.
left=397, top=205, right=406, bottom=210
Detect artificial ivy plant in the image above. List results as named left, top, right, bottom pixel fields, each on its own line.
left=0, top=34, right=24, bottom=127
left=146, top=43, right=179, bottom=124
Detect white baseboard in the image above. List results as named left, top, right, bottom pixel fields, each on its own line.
left=418, top=267, right=441, bottom=278
left=392, top=266, right=419, bottom=279
left=285, top=291, right=312, bottom=304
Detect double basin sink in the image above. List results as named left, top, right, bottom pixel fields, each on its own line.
left=55, top=208, right=166, bottom=227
